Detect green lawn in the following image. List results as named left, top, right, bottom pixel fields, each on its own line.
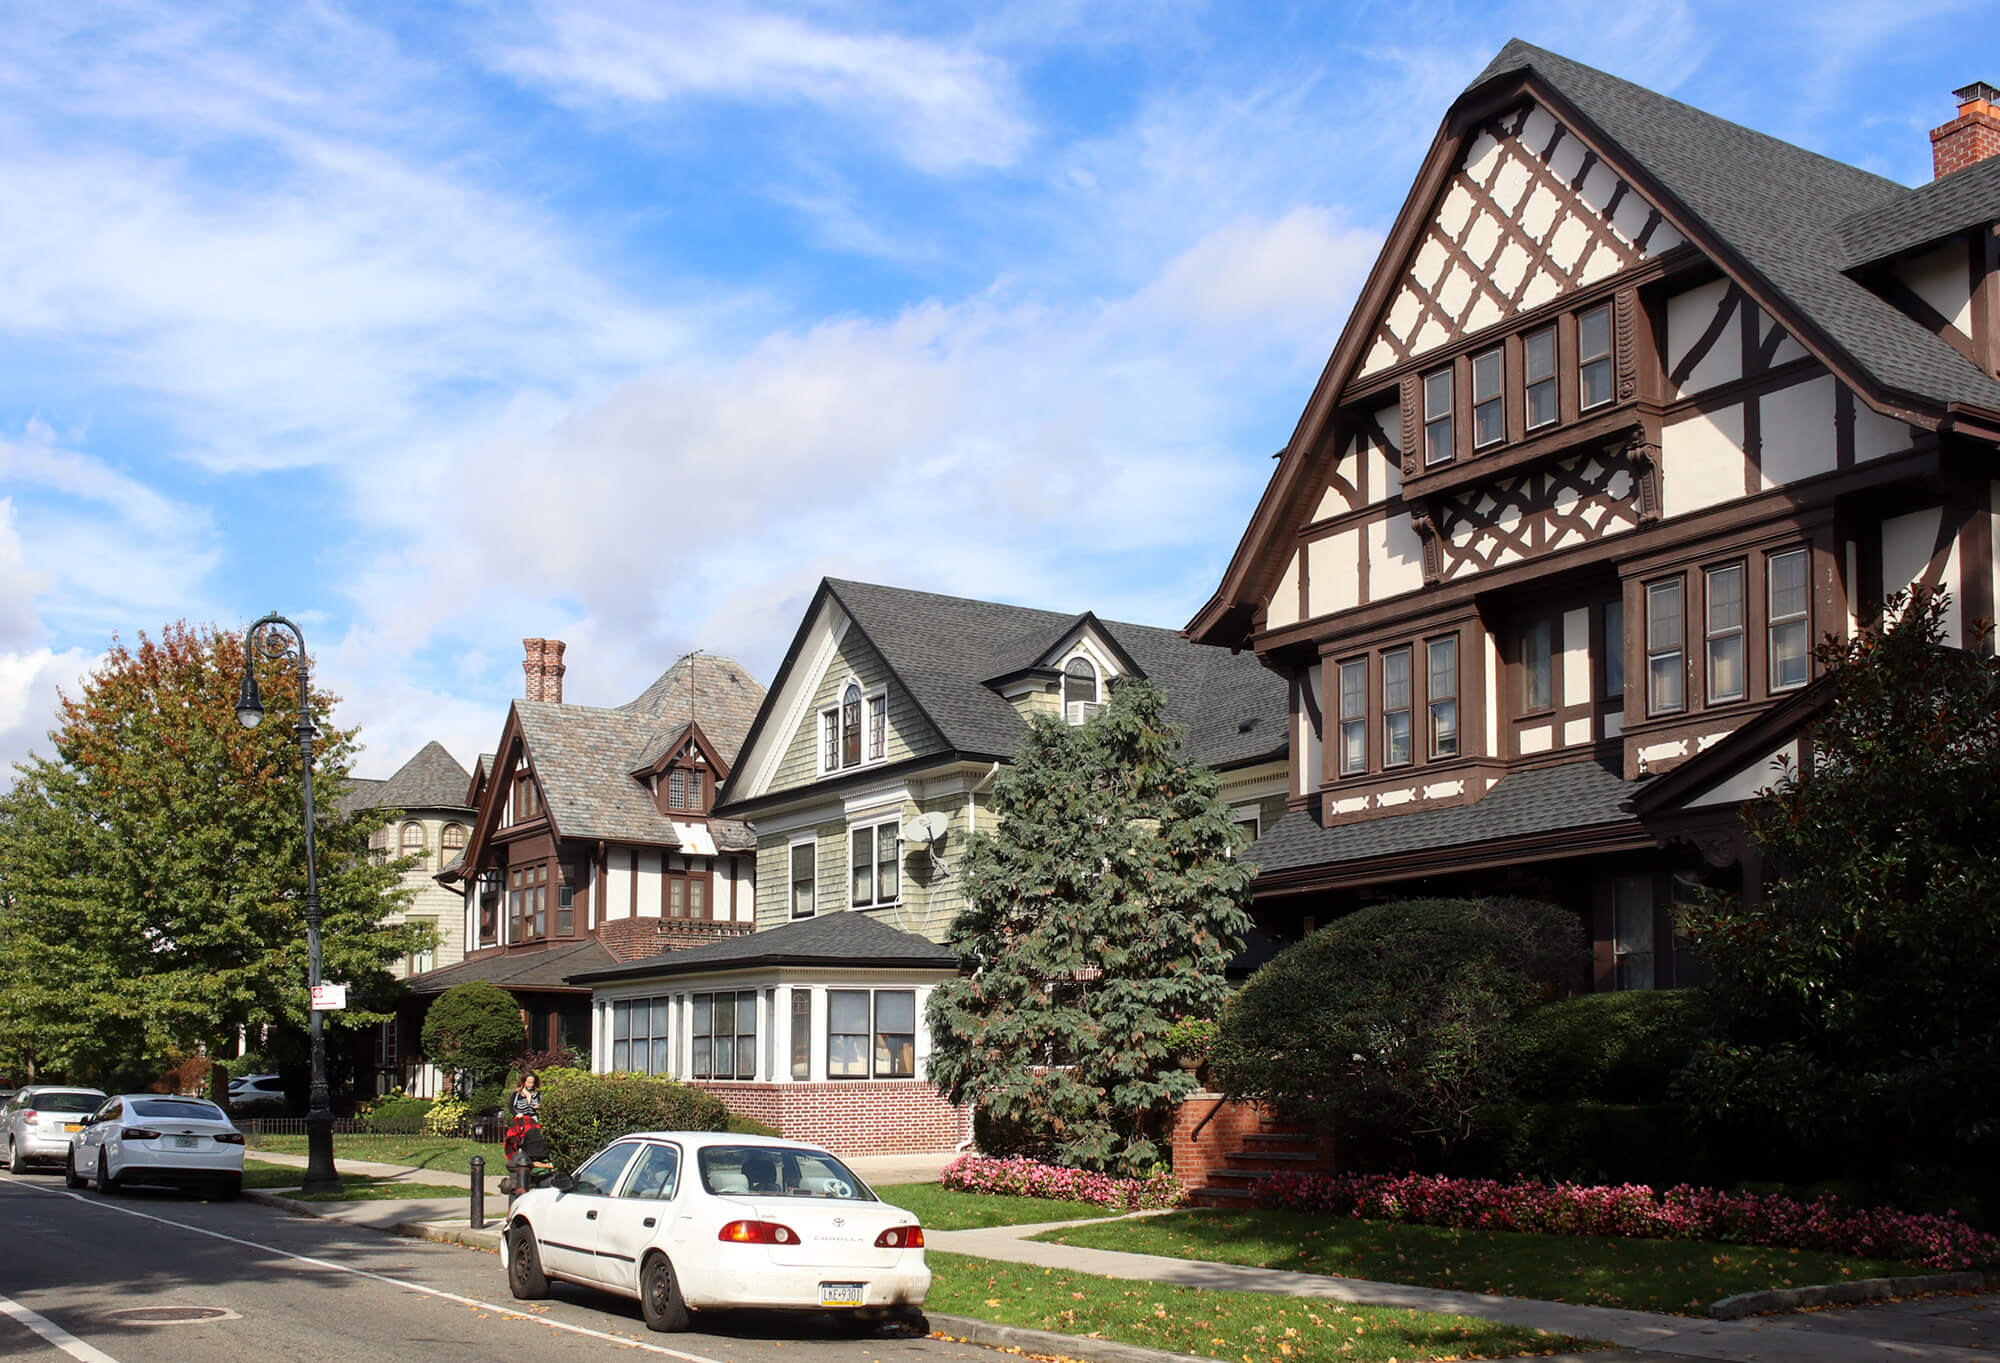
left=926, top=1252, right=1596, bottom=1362
left=242, top=1160, right=468, bottom=1202
left=1036, top=1209, right=1919, bottom=1315
left=874, top=1182, right=1123, bottom=1230
left=247, top=1135, right=497, bottom=1177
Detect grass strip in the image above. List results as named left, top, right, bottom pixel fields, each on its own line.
left=926, top=1252, right=1595, bottom=1362
left=1037, top=1209, right=1918, bottom=1316
left=243, top=1160, right=468, bottom=1202
left=246, top=1135, right=496, bottom=1176
left=875, top=1182, right=1122, bottom=1230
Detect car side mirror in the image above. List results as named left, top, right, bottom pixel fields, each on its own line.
left=553, top=1172, right=577, bottom=1194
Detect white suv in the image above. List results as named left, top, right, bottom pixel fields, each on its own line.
left=4, top=1087, right=107, bottom=1172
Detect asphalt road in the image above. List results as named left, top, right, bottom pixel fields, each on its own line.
left=0, top=1169, right=999, bottom=1363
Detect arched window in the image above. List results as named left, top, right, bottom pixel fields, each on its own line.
left=841, top=684, right=862, bottom=767
left=400, top=821, right=426, bottom=863
left=1063, top=657, right=1099, bottom=708
left=441, top=823, right=468, bottom=857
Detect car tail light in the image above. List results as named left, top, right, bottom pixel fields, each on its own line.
left=875, top=1225, right=924, bottom=1249
left=718, top=1220, right=800, bottom=1245
left=215, top=1132, right=245, bottom=1145
left=120, top=1127, right=162, bottom=1141
left=20, top=1111, right=36, bottom=1125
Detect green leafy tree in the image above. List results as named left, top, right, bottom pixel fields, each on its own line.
left=1209, top=897, right=1583, bottom=1167
left=1678, top=588, right=2000, bottom=1174
left=926, top=678, right=1254, bottom=1175
left=0, top=622, right=429, bottom=1085
left=421, top=981, right=526, bottom=1094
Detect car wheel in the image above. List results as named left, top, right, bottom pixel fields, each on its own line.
left=506, top=1225, right=549, bottom=1300
left=97, top=1150, right=120, bottom=1195
left=213, top=1174, right=242, bottom=1201
left=639, top=1253, right=690, bottom=1333
left=5, top=1135, right=21, bottom=1175
left=64, top=1149, right=85, bottom=1189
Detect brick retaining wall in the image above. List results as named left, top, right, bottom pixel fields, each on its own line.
left=693, top=1080, right=971, bottom=1155
left=1170, top=1091, right=1267, bottom=1190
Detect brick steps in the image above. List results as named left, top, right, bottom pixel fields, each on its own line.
left=1184, top=1121, right=1330, bottom=1207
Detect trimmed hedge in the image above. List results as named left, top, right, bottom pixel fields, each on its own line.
left=1510, top=989, right=1710, bottom=1105
left=534, top=1067, right=729, bottom=1169
left=363, top=1095, right=434, bottom=1131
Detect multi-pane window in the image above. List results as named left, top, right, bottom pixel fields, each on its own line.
left=556, top=862, right=578, bottom=936
left=509, top=863, right=547, bottom=941
left=1705, top=563, right=1746, bottom=703
left=1521, top=618, right=1553, bottom=712
left=867, top=694, right=886, bottom=760
left=850, top=821, right=900, bottom=908
left=1524, top=327, right=1557, bottom=429
left=441, top=823, right=467, bottom=860
left=822, top=710, right=839, bottom=771
left=693, top=990, right=757, bottom=1080
left=1603, top=598, right=1625, bottom=700
left=1337, top=659, right=1367, bottom=776
left=1611, top=875, right=1654, bottom=990
left=688, top=769, right=703, bottom=810
left=1768, top=548, right=1810, bottom=691
left=827, top=989, right=915, bottom=1080
left=790, top=990, right=811, bottom=1080
left=1579, top=305, right=1613, bottom=409
left=1381, top=647, right=1412, bottom=768
left=667, top=769, right=688, bottom=809
left=400, top=821, right=425, bottom=865
left=666, top=867, right=711, bottom=920
left=790, top=841, right=816, bottom=918
left=407, top=918, right=435, bottom=976
left=611, top=996, right=674, bottom=1076
left=1647, top=579, right=1685, bottom=714
left=841, top=684, right=862, bottom=767
left=1427, top=636, right=1458, bottom=759
left=1471, top=348, right=1504, bottom=448
left=1063, top=657, right=1098, bottom=706
left=1422, top=369, right=1453, bottom=465
left=515, top=775, right=540, bottom=821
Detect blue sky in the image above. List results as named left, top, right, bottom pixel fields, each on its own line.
left=0, top=0, right=1988, bottom=781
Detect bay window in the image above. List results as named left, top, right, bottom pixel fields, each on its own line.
left=692, top=990, right=757, bottom=1081
left=1646, top=578, right=1685, bottom=714
left=1471, top=348, right=1504, bottom=448
left=1422, top=369, right=1453, bottom=465
left=1427, top=636, right=1458, bottom=758
left=1381, top=647, right=1412, bottom=768
left=1337, top=658, right=1367, bottom=776
left=1524, top=327, right=1557, bottom=429
left=828, top=989, right=916, bottom=1080
left=611, top=996, right=674, bottom=1076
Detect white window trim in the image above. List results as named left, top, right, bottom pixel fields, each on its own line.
left=825, top=986, right=920, bottom=1081
left=848, top=817, right=902, bottom=910
left=788, top=834, right=818, bottom=919
left=818, top=679, right=890, bottom=775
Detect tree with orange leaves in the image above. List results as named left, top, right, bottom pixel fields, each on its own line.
left=0, top=621, right=430, bottom=1087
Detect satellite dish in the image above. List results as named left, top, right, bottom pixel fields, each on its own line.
left=903, top=812, right=950, bottom=847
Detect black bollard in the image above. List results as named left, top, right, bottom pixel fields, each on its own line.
left=469, top=1155, right=485, bottom=1230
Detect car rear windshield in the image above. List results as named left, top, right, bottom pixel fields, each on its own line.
left=30, top=1092, right=101, bottom=1114
left=129, top=1099, right=226, bottom=1120
left=697, top=1145, right=876, bottom=1200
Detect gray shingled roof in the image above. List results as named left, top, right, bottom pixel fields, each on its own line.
left=376, top=741, right=473, bottom=812
left=1469, top=41, right=2000, bottom=413
left=569, top=910, right=958, bottom=985
left=825, top=580, right=1288, bottom=771
left=404, top=939, right=616, bottom=995
left=1247, top=760, right=1639, bottom=876
left=516, top=655, right=767, bottom=846
left=336, top=777, right=385, bottom=820
left=1834, top=155, right=2000, bottom=270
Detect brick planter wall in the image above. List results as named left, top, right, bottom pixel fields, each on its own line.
left=1170, top=1091, right=1268, bottom=1191
left=693, top=1080, right=971, bottom=1155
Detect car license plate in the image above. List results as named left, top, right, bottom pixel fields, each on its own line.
left=820, top=1282, right=865, bottom=1307
left=63, top=1123, right=82, bottom=1133
left=173, top=1136, right=199, bottom=1149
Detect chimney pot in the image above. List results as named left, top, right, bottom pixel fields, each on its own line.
left=1933, top=80, right=2000, bottom=179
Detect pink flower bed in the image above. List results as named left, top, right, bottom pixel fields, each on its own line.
left=942, top=1154, right=1182, bottom=1211
left=1256, top=1171, right=1998, bottom=1271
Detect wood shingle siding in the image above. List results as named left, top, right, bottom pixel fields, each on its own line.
left=767, top=627, right=942, bottom=796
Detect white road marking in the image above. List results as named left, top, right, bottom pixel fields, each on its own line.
left=0, top=1181, right=726, bottom=1363
left=0, top=1292, right=122, bottom=1363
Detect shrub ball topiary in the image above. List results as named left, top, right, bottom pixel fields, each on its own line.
left=1210, top=896, right=1585, bottom=1165
left=534, top=1067, right=730, bottom=1170
left=421, top=982, right=525, bottom=1093
left=1509, top=989, right=1712, bottom=1105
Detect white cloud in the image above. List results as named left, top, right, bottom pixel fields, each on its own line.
left=0, top=646, right=100, bottom=785
left=491, top=1, right=1033, bottom=173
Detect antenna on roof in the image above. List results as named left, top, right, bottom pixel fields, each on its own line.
left=670, top=648, right=705, bottom=747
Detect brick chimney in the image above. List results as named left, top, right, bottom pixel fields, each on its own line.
left=1932, top=81, right=2000, bottom=179
left=522, top=638, right=567, bottom=703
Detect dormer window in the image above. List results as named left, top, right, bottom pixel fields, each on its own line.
left=1063, top=657, right=1101, bottom=724
left=820, top=682, right=888, bottom=774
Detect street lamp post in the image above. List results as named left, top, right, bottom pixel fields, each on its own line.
left=235, top=611, right=341, bottom=1197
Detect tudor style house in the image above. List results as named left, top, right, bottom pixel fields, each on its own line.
left=570, top=579, right=1289, bottom=1153
left=1189, top=44, right=2000, bottom=990
left=383, top=641, right=766, bottom=1095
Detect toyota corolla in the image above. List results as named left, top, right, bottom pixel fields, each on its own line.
left=501, top=1132, right=929, bottom=1332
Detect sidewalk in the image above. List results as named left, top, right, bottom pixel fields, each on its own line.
left=243, top=1150, right=2000, bottom=1363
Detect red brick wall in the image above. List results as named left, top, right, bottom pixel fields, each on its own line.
left=1169, top=1091, right=1268, bottom=1190
left=596, top=917, right=754, bottom=962
left=693, top=1080, right=971, bottom=1155
left=1933, top=109, right=2000, bottom=178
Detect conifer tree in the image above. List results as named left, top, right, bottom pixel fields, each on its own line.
left=926, top=678, right=1253, bottom=1174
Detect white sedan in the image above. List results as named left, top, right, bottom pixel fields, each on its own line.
left=501, top=1132, right=929, bottom=1332
left=66, top=1094, right=246, bottom=1198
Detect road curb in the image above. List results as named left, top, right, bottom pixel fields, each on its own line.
left=395, top=1220, right=504, bottom=1252
left=917, top=1311, right=1227, bottom=1363
left=1709, top=1270, right=1988, bottom=1319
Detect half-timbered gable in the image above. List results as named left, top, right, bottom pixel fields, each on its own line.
left=1189, top=39, right=2000, bottom=992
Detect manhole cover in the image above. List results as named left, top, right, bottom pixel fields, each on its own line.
left=105, top=1307, right=237, bottom=1325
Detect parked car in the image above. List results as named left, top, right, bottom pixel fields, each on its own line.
left=227, top=1074, right=287, bottom=1108
left=4, top=1086, right=107, bottom=1173
left=500, top=1133, right=929, bottom=1332
left=67, top=1094, right=246, bottom=1198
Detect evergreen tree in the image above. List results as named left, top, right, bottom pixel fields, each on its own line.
left=0, top=622, right=429, bottom=1085
left=926, top=678, right=1254, bottom=1174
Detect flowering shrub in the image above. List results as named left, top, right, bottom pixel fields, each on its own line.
left=1163, top=1017, right=1217, bottom=1062
left=1256, top=1171, right=1999, bottom=1271
left=944, top=1154, right=1182, bottom=1211
left=422, top=1096, right=473, bottom=1137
